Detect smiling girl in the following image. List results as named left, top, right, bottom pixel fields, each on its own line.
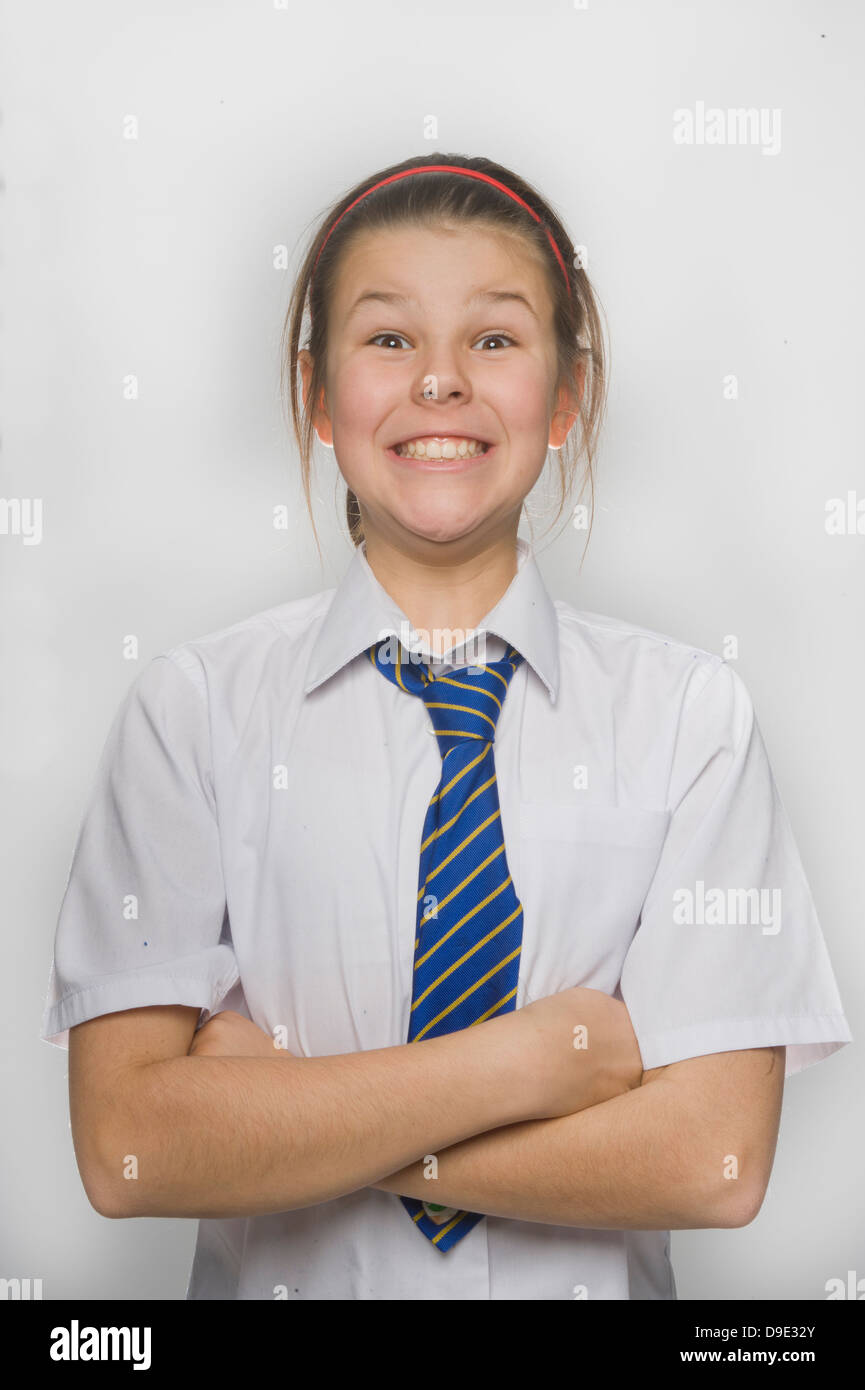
left=44, top=153, right=851, bottom=1301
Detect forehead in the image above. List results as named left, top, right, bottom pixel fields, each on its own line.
left=329, top=221, right=553, bottom=316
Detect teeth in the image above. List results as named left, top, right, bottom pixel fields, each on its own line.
left=394, top=437, right=488, bottom=459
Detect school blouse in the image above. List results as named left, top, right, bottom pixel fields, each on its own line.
left=41, top=535, right=852, bottom=1301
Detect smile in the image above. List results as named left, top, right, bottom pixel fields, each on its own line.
left=393, top=436, right=490, bottom=459
left=387, top=436, right=496, bottom=472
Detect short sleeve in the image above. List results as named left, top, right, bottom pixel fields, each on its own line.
left=619, top=660, right=853, bottom=1079
left=40, top=654, right=239, bottom=1050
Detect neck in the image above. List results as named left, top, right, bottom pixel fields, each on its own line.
left=362, top=527, right=520, bottom=659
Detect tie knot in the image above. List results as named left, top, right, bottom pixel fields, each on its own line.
left=368, top=639, right=524, bottom=759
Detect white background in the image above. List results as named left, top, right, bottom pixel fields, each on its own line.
left=2, top=0, right=862, bottom=1299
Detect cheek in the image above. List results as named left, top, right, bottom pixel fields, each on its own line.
left=331, top=360, right=394, bottom=444
left=488, top=361, right=553, bottom=439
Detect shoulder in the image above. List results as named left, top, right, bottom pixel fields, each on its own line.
left=154, top=589, right=337, bottom=703
left=84, top=590, right=341, bottom=787
left=554, top=597, right=721, bottom=679
left=552, top=598, right=750, bottom=724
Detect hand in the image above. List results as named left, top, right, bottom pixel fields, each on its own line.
left=188, top=1009, right=296, bottom=1060
left=513, top=986, right=643, bottom=1121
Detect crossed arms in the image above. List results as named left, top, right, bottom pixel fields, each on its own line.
left=371, top=1047, right=784, bottom=1228
left=69, top=988, right=784, bottom=1229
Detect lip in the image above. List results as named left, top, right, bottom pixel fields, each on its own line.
left=386, top=442, right=496, bottom=472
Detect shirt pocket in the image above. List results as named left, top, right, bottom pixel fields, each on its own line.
left=515, top=802, right=671, bottom=1001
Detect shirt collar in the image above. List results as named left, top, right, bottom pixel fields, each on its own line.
left=303, top=535, right=560, bottom=704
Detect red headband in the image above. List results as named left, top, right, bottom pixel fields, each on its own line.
left=310, top=164, right=572, bottom=296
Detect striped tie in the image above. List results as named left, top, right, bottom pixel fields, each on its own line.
left=368, top=637, right=526, bottom=1251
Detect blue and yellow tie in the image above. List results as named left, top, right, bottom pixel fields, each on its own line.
left=368, top=637, right=526, bottom=1251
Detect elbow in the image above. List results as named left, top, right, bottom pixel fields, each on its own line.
left=71, top=1123, right=117, bottom=1219
left=86, top=1164, right=152, bottom=1221
left=73, top=1127, right=143, bottom=1221
left=78, top=1150, right=134, bottom=1220
left=71, top=1065, right=160, bottom=1220
left=696, top=1168, right=769, bottom=1229
left=728, top=1175, right=769, bottom=1228
left=87, top=1147, right=155, bottom=1220
left=89, top=1187, right=127, bottom=1222
left=78, top=1158, right=126, bottom=1220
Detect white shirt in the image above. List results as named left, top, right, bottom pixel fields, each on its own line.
left=41, top=536, right=853, bottom=1300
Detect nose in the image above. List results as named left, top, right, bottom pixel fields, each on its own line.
left=413, top=345, right=473, bottom=403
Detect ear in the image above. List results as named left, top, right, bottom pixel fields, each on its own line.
left=298, top=349, right=334, bottom=447
left=549, top=361, right=586, bottom=449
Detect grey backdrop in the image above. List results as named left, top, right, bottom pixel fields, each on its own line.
left=3, top=0, right=862, bottom=1299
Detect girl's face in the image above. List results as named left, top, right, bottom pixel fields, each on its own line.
left=300, top=221, right=581, bottom=552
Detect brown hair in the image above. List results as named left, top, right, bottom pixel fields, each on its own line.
left=279, top=152, right=607, bottom=559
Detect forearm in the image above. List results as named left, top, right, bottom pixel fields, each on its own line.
left=374, top=1075, right=748, bottom=1230
left=94, top=1016, right=531, bottom=1220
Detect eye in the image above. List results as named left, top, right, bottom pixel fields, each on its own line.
left=473, top=333, right=516, bottom=351
left=367, top=331, right=517, bottom=351
left=369, top=332, right=411, bottom=349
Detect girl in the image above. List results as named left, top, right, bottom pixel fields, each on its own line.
left=43, top=153, right=852, bottom=1301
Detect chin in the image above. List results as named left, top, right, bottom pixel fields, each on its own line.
left=396, top=509, right=492, bottom=546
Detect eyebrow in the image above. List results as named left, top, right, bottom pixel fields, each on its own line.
left=345, top=289, right=538, bottom=323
